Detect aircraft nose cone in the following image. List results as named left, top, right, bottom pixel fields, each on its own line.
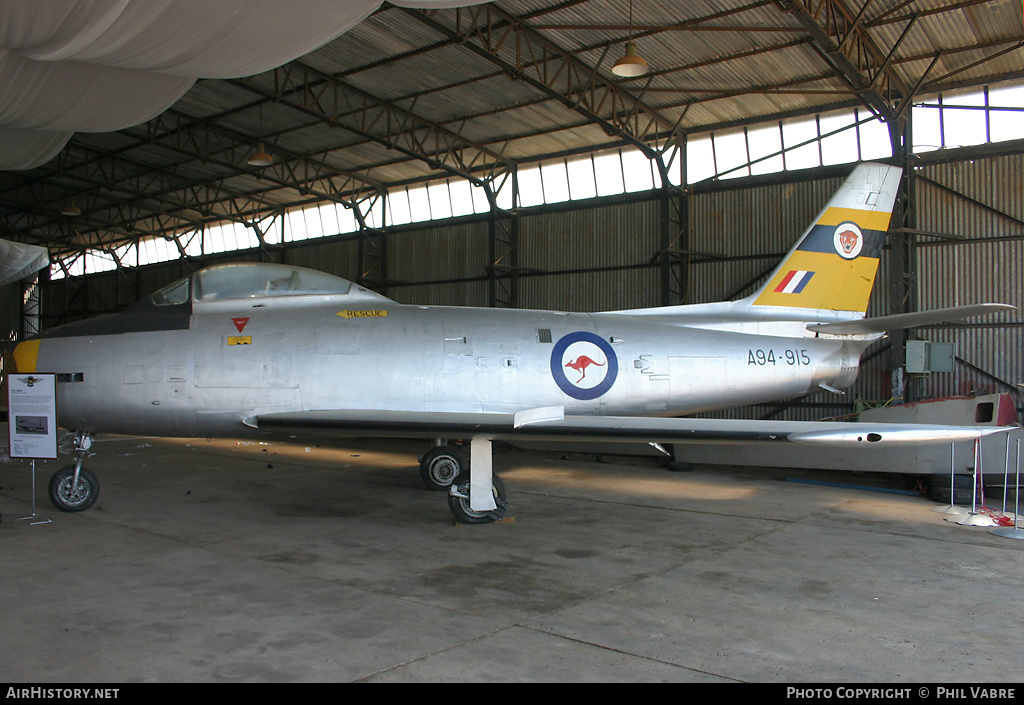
left=12, top=339, right=39, bottom=373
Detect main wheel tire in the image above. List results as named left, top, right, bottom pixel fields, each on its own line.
left=447, top=472, right=507, bottom=524
left=48, top=465, right=99, bottom=512
left=420, top=445, right=467, bottom=491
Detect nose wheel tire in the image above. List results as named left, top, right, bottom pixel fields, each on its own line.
left=419, top=445, right=466, bottom=491
left=48, top=465, right=99, bottom=512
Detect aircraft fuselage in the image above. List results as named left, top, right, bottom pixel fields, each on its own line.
left=26, top=291, right=864, bottom=439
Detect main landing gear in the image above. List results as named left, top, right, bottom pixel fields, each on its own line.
left=43, top=432, right=507, bottom=524
left=418, top=442, right=466, bottom=491
left=421, top=438, right=508, bottom=524
left=48, top=432, right=99, bottom=513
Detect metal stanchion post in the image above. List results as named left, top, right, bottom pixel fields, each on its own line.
left=933, top=442, right=968, bottom=515
left=991, top=437, right=1024, bottom=540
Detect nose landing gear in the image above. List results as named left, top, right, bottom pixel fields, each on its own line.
left=48, top=432, right=99, bottom=512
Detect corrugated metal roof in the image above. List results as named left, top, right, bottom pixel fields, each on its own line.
left=2, top=0, right=1023, bottom=258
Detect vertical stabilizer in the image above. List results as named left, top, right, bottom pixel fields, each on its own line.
left=748, top=162, right=902, bottom=316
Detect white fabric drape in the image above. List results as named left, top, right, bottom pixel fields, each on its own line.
left=0, top=126, right=72, bottom=170
left=0, top=0, right=488, bottom=170
left=0, top=238, right=49, bottom=285
left=0, top=48, right=194, bottom=131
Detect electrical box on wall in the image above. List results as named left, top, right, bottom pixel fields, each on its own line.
left=906, top=340, right=955, bottom=373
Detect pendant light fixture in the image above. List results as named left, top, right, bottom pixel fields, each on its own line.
left=247, top=142, right=273, bottom=167
left=248, top=101, right=274, bottom=167
left=612, top=0, right=649, bottom=77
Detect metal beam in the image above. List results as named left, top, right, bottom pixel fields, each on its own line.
left=231, top=60, right=514, bottom=186
left=773, top=0, right=912, bottom=123
left=401, top=4, right=679, bottom=158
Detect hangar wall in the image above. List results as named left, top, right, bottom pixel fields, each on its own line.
left=912, top=153, right=1024, bottom=405
left=31, top=150, right=1024, bottom=422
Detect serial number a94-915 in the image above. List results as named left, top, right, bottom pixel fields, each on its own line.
left=748, top=349, right=811, bottom=366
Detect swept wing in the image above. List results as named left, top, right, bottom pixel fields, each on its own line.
left=249, top=407, right=1009, bottom=447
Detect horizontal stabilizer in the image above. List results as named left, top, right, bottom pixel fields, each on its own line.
left=807, top=303, right=1016, bottom=335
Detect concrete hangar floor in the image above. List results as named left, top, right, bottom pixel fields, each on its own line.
left=1, top=431, right=1021, bottom=683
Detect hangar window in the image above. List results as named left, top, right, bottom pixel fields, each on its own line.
left=622, top=149, right=658, bottom=192
left=363, top=196, right=388, bottom=230
left=427, top=182, right=454, bottom=220
left=449, top=180, right=478, bottom=217
left=46, top=79, right=1024, bottom=281
left=683, top=137, right=714, bottom=183
left=517, top=165, right=545, bottom=207
left=319, top=203, right=341, bottom=236
left=83, top=251, right=117, bottom=275
left=747, top=124, right=784, bottom=175
left=471, top=181, right=491, bottom=212
left=388, top=181, right=489, bottom=225
left=782, top=117, right=824, bottom=171
left=205, top=222, right=257, bottom=253
left=684, top=106, right=892, bottom=182
left=55, top=253, right=84, bottom=278
left=820, top=112, right=859, bottom=166
left=389, top=188, right=413, bottom=225
left=541, top=160, right=571, bottom=203
left=593, top=151, right=625, bottom=196
left=408, top=184, right=433, bottom=222
left=337, top=204, right=359, bottom=235
left=303, top=207, right=325, bottom=239
left=138, top=236, right=180, bottom=266
left=566, top=156, right=597, bottom=200
left=284, top=209, right=310, bottom=242
left=989, top=83, right=1024, bottom=141
left=712, top=130, right=751, bottom=179
left=912, top=83, right=1024, bottom=151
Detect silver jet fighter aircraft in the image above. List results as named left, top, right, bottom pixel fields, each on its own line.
left=12, top=162, right=1014, bottom=522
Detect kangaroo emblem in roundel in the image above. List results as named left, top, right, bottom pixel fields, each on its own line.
left=565, top=355, right=605, bottom=383
left=833, top=222, right=863, bottom=260
left=550, top=332, right=618, bottom=400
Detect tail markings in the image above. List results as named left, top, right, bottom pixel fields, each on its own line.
left=751, top=202, right=894, bottom=313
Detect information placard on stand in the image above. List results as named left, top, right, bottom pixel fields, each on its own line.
left=7, top=373, right=57, bottom=524
left=8, top=373, right=57, bottom=460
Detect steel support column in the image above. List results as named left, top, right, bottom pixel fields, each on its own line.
left=485, top=173, right=520, bottom=309
left=887, top=115, right=917, bottom=403
left=488, top=210, right=520, bottom=309
left=651, top=143, right=690, bottom=307
left=352, top=194, right=388, bottom=295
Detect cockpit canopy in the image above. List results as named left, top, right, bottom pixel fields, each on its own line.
left=151, top=263, right=356, bottom=306
left=37, top=263, right=383, bottom=340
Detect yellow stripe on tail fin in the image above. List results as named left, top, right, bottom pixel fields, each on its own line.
left=750, top=163, right=902, bottom=315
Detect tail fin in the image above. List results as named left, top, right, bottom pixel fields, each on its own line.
left=747, top=162, right=902, bottom=316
